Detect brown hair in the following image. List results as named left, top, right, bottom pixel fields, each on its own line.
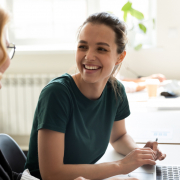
left=78, top=12, right=128, bottom=98
left=0, top=6, right=10, bottom=67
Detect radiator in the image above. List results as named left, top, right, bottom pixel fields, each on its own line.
left=0, top=74, right=59, bottom=135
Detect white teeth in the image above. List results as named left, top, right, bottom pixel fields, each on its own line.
left=85, top=65, right=99, bottom=70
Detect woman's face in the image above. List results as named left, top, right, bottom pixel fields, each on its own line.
left=76, top=23, right=121, bottom=85
left=0, top=31, right=11, bottom=89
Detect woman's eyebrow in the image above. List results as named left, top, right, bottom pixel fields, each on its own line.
left=78, top=40, right=87, bottom=44
left=96, top=42, right=110, bottom=47
left=78, top=40, right=110, bottom=47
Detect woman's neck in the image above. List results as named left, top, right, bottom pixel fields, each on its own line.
left=72, top=73, right=108, bottom=100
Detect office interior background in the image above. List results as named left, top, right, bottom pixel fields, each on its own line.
left=0, top=0, right=180, bottom=149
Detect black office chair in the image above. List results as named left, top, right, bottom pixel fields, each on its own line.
left=0, top=133, right=27, bottom=173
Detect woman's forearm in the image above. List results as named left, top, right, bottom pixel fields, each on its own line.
left=43, top=162, right=120, bottom=180
left=110, top=133, right=138, bottom=155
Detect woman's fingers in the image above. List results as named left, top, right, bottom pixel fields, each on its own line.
left=137, top=148, right=156, bottom=160
left=159, top=153, right=166, bottom=161
left=143, top=141, right=166, bottom=161
left=132, top=149, right=156, bottom=165
left=156, top=149, right=166, bottom=161
left=139, top=154, right=155, bottom=161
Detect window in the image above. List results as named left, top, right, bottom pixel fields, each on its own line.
left=3, top=0, right=155, bottom=51
left=6, top=0, right=87, bottom=50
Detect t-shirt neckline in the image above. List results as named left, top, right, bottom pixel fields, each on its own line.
left=65, top=73, right=106, bottom=104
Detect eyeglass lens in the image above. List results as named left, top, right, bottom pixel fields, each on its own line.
left=7, top=47, right=15, bottom=59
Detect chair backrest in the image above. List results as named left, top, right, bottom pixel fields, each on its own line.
left=0, top=133, right=27, bottom=173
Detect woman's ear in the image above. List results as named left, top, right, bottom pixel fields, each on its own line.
left=115, top=51, right=126, bottom=65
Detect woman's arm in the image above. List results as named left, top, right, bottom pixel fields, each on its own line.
left=110, top=120, right=138, bottom=155
left=38, top=129, right=120, bottom=180
left=110, top=120, right=166, bottom=172
left=122, top=74, right=166, bottom=83
left=38, top=127, right=156, bottom=180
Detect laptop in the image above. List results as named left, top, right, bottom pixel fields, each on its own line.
left=112, top=164, right=180, bottom=180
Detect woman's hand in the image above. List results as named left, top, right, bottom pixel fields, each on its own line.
left=118, top=148, right=156, bottom=174
left=144, top=141, right=166, bottom=161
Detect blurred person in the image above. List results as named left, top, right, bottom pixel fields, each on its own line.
left=0, top=6, right=40, bottom=180
left=0, top=6, right=11, bottom=89
left=116, top=73, right=166, bottom=93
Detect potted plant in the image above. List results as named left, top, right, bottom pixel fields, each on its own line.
left=121, top=1, right=148, bottom=50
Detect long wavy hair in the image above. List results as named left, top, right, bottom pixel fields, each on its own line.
left=0, top=6, right=10, bottom=67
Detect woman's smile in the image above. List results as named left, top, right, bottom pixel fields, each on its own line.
left=83, top=64, right=102, bottom=74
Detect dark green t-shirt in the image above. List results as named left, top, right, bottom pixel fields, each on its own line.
left=25, top=73, right=130, bottom=179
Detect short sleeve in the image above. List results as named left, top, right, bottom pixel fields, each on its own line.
left=115, top=82, right=130, bottom=121
left=37, top=82, right=72, bottom=133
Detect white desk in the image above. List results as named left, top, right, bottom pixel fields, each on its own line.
left=125, top=91, right=180, bottom=144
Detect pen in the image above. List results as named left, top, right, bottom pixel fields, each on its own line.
left=156, top=138, right=158, bottom=142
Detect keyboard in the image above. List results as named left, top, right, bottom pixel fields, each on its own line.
left=156, top=165, right=180, bottom=180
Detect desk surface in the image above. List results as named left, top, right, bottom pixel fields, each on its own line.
left=97, top=143, right=180, bottom=166
left=125, top=90, right=180, bottom=144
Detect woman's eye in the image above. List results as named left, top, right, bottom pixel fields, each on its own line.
left=78, top=45, right=87, bottom=50
left=98, top=47, right=107, bottom=52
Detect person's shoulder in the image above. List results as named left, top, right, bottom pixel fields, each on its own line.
left=41, top=73, right=73, bottom=96
left=49, top=73, right=72, bottom=86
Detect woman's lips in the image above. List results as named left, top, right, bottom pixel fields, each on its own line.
left=83, top=65, right=102, bottom=74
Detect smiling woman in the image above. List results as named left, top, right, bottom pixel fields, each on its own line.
left=24, top=12, right=166, bottom=180
left=0, top=5, right=42, bottom=180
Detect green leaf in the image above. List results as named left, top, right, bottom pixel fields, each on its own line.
left=123, top=11, right=128, bottom=22
left=139, top=23, right=147, bottom=33
left=130, top=8, right=144, bottom=20
left=134, top=44, right=142, bottom=51
left=121, top=1, right=132, bottom=11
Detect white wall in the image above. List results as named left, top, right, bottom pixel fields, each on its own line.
left=5, top=0, right=180, bottom=80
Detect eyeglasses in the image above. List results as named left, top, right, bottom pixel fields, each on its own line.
left=7, top=43, right=16, bottom=60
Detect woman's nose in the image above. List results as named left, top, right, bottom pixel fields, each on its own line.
left=85, top=49, right=96, bottom=61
